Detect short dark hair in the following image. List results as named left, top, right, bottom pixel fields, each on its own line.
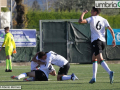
left=4, top=27, right=9, bottom=30
left=38, top=52, right=46, bottom=59
left=92, top=7, right=101, bottom=14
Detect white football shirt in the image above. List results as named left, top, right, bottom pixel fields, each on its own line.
left=39, top=64, right=55, bottom=78
left=86, top=16, right=110, bottom=42
left=45, top=51, right=68, bottom=68
left=31, top=55, right=46, bottom=70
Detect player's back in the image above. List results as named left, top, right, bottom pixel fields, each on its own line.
left=86, top=16, right=109, bottom=42
left=40, top=64, right=55, bottom=78
left=46, top=51, right=68, bottom=67
left=4, top=33, right=14, bottom=48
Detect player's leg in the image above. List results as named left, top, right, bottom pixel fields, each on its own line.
left=96, top=40, right=114, bottom=84
left=6, top=47, right=13, bottom=72
left=8, top=55, right=12, bottom=72
left=11, top=71, right=35, bottom=80
left=5, top=56, right=9, bottom=72
left=89, top=39, right=99, bottom=83
left=57, top=63, right=70, bottom=81
left=23, top=70, right=48, bottom=81
left=57, top=63, right=78, bottom=81
left=89, top=54, right=98, bottom=83
left=96, top=53, right=114, bottom=84
left=5, top=47, right=9, bottom=72
left=92, top=54, right=98, bottom=79
left=24, top=70, right=36, bottom=81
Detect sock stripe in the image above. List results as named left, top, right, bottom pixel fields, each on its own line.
left=92, top=59, right=97, bottom=63
left=60, top=76, right=63, bottom=81
left=100, top=60, right=104, bottom=65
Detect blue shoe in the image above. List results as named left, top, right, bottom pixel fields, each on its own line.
left=109, top=71, right=114, bottom=84
left=89, top=78, right=96, bottom=84
left=71, top=73, right=75, bottom=81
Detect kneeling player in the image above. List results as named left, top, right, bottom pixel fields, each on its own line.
left=37, top=51, right=79, bottom=81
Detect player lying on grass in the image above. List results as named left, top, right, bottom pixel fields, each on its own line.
left=78, top=7, right=116, bottom=84
left=37, top=51, right=78, bottom=81
left=11, top=64, right=56, bottom=81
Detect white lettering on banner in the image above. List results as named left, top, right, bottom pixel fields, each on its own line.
left=10, top=31, right=23, bottom=34
left=14, top=35, right=20, bottom=38
left=95, top=1, right=120, bottom=8
left=116, top=32, right=120, bottom=42
left=0, top=29, right=36, bottom=47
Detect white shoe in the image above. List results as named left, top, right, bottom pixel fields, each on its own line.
left=11, top=76, right=19, bottom=80
left=74, top=74, right=79, bottom=80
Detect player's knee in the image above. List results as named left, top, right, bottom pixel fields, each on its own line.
left=92, top=59, right=97, bottom=63
left=100, top=59, right=104, bottom=64
left=57, top=75, right=62, bottom=81
left=57, top=75, right=60, bottom=81
left=26, top=72, right=30, bottom=76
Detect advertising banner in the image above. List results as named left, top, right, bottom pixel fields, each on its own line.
left=107, top=29, right=120, bottom=45
left=0, top=29, right=36, bottom=47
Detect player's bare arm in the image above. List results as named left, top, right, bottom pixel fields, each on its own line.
left=49, top=70, right=56, bottom=76
left=107, top=26, right=116, bottom=47
left=78, top=10, right=88, bottom=24
left=32, top=52, right=39, bottom=62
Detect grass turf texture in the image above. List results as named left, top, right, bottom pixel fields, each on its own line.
left=0, top=64, right=120, bottom=90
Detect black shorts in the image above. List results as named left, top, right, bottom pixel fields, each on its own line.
left=35, top=70, right=48, bottom=81
left=92, top=39, right=105, bottom=56
left=58, top=63, right=70, bottom=75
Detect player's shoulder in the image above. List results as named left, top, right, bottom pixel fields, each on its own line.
left=47, top=51, right=54, bottom=55
left=7, top=32, right=13, bottom=36
left=97, top=16, right=107, bottom=21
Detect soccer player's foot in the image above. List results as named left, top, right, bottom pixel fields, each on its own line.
left=11, top=76, right=19, bottom=80
left=109, top=71, right=114, bottom=84
left=89, top=78, right=96, bottom=84
left=5, top=69, right=9, bottom=72
left=71, top=73, right=79, bottom=81
left=23, top=77, right=33, bottom=81
left=8, top=69, right=12, bottom=72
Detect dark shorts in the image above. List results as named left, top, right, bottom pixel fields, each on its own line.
left=58, top=63, right=70, bottom=75
left=35, top=70, right=48, bottom=81
left=92, top=39, right=105, bottom=56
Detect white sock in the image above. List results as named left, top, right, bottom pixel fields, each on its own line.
left=101, top=61, right=111, bottom=75
left=92, top=62, right=98, bottom=79
left=62, top=75, right=71, bottom=80
left=18, top=73, right=27, bottom=79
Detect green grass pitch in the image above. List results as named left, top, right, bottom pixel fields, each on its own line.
left=0, top=64, right=120, bottom=90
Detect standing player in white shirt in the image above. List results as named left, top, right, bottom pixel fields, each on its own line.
left=78, top=7, right=116, bottom=84
left=37, top=51, right=78, bottom=81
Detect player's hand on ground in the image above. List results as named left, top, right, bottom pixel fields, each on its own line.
left=83, top=10, right=88, bottom=14
left=112, top=40, right=116, bottom=47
